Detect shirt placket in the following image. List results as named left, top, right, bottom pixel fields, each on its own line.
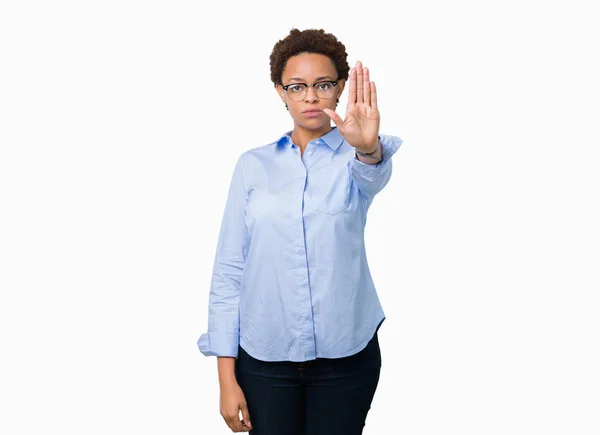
left=291, top=142, right=317, bottom=361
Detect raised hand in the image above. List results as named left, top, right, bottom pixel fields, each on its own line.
left=323, top=60, right=380, bottom=153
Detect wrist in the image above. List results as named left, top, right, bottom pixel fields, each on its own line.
left=219, top=377, right=239, bottom=389
left=219, top=373, right=238, bottom=386
left=356, top=138, right=380, bottom=155
left=355, top=139, right=383, bottom=164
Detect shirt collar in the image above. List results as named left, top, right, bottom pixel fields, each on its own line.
left=276, top=126, right=345, bottom=151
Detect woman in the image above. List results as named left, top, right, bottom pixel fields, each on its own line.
left=197, top=28, right=403, bottom=434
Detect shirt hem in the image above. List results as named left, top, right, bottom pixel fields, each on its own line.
left=239, top=316, right=385, bottom=362
left=318, top=316, right=386, bottom=360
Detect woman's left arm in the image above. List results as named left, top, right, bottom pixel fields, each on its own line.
left=350, top=134, right=403, bottom=206
left=324, top=60, right=403, bottom=205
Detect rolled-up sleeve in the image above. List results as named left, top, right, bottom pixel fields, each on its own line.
left=349, top=134, right=403, bottom=209
left=197, top=154, right=248, bottom=358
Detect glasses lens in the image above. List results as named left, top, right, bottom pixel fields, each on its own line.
left=314, top=81, right=335, bottom=98
left=287, top=84, right=307, bottom=101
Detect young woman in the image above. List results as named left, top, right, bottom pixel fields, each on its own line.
left=197, top=28, right=403, bottom=434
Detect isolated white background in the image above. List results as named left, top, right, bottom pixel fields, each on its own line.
left=1, top=0, right=599, bottom=434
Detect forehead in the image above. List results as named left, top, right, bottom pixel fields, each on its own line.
left=282, top=52, right=337, bottom=81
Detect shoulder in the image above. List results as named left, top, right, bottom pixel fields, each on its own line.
left=237, top=138, right=282, bottom=164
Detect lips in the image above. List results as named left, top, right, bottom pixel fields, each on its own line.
left=302, top=110, right=323, bottom=118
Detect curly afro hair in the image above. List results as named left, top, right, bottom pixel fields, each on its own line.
left=269, top=28, right=350, bottom=86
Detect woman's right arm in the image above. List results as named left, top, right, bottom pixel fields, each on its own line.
left=197, top=154, right=252, bottom=431
left=197, top=154, right=248, bottom=358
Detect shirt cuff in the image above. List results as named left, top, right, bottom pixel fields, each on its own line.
left=197, top=331, right=240, bottom=358
left=352, top=134, right=403, bottom=172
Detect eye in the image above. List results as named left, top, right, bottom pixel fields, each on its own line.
left=317, top=82, right=331, bottom=90
left=289, top=84, right=305, bottom=93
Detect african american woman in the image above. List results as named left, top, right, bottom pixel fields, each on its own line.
left=198, top=28, right=404, bottom=434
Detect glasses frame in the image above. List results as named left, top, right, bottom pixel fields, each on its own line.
left=281, top=80, right=339, bottom=101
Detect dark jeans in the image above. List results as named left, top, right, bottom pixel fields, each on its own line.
left=234, top=330, right=382, bottom=435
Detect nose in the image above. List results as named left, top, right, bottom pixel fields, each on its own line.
left=304, top=86, right=318, bottom=102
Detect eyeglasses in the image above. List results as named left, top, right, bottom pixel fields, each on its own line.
left=281, top=80, right=338, bottom=102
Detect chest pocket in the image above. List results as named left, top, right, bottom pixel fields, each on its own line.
left=305, top=164, right=351, bottom=216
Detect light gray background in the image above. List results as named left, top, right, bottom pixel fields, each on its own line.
left=1, top=0, right=598, bottom=434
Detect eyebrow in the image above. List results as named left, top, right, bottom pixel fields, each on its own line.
left=288, top=76, right=334, bottom=82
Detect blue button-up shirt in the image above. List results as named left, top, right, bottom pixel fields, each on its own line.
left=197, top=126, right=403, bottom=362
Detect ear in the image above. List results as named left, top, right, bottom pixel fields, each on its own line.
left=336, top=79, right=346, bottom=98
left=275, top=84, right=286, bottom=105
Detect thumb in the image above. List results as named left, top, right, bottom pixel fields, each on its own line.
left=323, top=108, right=343, bottom=129
left=240, top=402, right=252, bottom=429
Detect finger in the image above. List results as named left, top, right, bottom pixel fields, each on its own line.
left=225, top=415, right=248, bottom=433
left=240, top=403, right=252, bottom=430
left=224, top=416, right=234, bottom=432
left=370, top=81, right=378, bottom=110
left=323, top=108, right=343, bottom=129
left=363, top=67, right=371, bottom=108
left=348, top=66, right=356, bottom=105
left=356, top=61, right=363, bottom=104
left=240, top=420, right=251, bottom=432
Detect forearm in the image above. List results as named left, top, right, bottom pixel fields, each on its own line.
left=349, top=134, right=403, bottom=203
left=217, top=356, right=237, bottom=386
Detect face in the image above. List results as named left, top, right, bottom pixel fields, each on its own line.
left=277, top=52, right=345, bottom=133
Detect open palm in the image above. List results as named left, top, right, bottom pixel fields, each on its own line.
left=323, top=60, right=380, bottom=153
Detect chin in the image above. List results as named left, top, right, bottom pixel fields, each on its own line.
left=299, top=121, right=329, bottom=130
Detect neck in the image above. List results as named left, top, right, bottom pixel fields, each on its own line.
left=290, top=125, right=333, bottom=151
